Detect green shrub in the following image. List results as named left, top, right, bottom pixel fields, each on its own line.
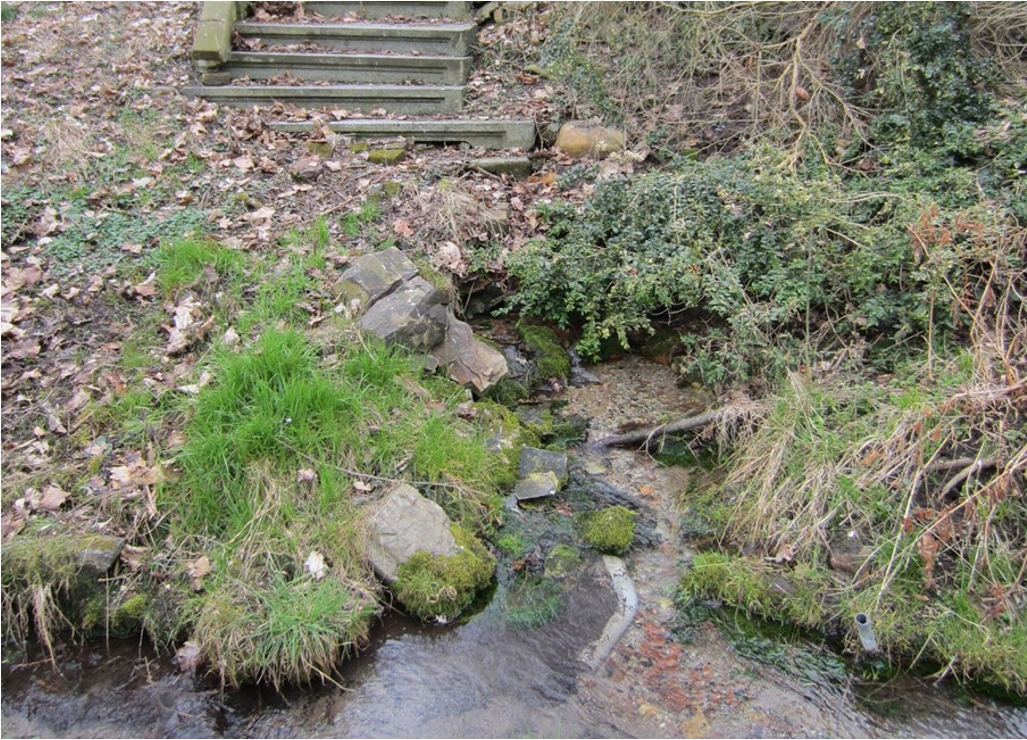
left=577, top=506, right=636, bottom=555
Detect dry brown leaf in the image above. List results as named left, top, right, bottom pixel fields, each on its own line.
left=120, top=544, right=150, bottom=572
left=173, top=641, right=205, bottom=674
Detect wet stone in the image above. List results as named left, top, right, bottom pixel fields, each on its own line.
left=514, top=471, right=560, bottom=502
left=518, top=447, right=568, bottom=485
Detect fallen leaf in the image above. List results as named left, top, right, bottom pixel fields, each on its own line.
left=766, top=542, right=795, bottom=564
left=1, top=513, right=26, bottom=542
left=393, top=218, right=414, bottom=237
left=46, top=413, right=67, bottom=435
left=353, top=479, right=372, bottom=493
left=120, top=544, right=150, bottom=571
left=185, top=555, right=212, bottom=591
left=297, top=468, right=318, bottom=483
left=173, top=641, right=204, bottom=674
left=304, top=550, right=327, bottom=580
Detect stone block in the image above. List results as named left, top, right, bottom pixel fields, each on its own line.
left=518, top=447, right=568, bottom=485
left=431, top=317, right=508, bottom=394
left=357, top=276, right=449, bottom=352
left=556, top=121, right=626, bottom=159
left=514, top=471, right=559, bottom=502
left=335, top=246, right=418, bottom=307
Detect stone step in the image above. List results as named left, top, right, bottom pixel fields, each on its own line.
left=220, top=51, right=471, bottom=85
left=182, top=84, right=465, bottom=114
left=272, top=118, right=537, bottom=149
left=300, top=1, right=470, bottom=20
left=234, top=21, right=475, bottom=56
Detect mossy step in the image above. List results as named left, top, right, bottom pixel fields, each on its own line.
left=221, top=52, right=471, bottom=85
left=300, top=1, right=470, bottom=20
left=181, top=84, right=465, bottom=114
left=272, top=118, right=536, bottom=149
left=234, top=21, right=475, bottom=56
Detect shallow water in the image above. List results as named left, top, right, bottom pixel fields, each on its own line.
left=3, top=355, right=1025, bottom=738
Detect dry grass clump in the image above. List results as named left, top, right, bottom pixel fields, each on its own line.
left=703, top=216, right=1027, bottom=688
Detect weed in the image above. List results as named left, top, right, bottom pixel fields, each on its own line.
left=500, top=575, right=563, bottom=629
left=44, top=202, right=208, bottom=280
left=157, top=237, right=243, bottom=297
left=193, top=568, right=377, bottom=689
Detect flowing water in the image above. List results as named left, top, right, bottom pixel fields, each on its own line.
left=3, top=356, right=1025, bottom=738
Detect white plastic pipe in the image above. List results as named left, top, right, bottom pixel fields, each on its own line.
left=854, top=612, right=879, bottom=654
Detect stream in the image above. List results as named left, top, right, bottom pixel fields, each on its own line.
left=3, top=356, right=1025, bottom=738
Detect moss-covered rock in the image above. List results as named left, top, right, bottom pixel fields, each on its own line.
left=517, top=322, right=571, bottom=381
left=477, top=399, right=542, bottom=487
left=485, top=377, right=530, bottom=408
left=544, top=543, right=581, bottom=578
left=392, top=525, right=496, bottom=622
left=577, top=506, right=636, bottom=555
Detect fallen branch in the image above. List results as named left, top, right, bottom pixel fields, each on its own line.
left=593, top=410, right=720, bottom=449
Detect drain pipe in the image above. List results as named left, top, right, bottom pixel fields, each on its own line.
left=854, top=612, right=879, bottom=654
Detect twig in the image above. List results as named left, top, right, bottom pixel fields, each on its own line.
left=939, top=457, right=999, bottom=498
left=593, top=410, right=721, bottom=449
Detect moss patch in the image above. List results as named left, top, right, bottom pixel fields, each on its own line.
left=393, top=525, right=496, bottom=622
left=517, top=322, right=571, bottom=380
left=577, top=506, right=636, bottom=555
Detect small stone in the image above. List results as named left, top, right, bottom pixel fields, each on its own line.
left=368, top=148, right=406, bottom=165
left=431, top=317, right=508, bottom=394
left=555, top=121, right=626, bottom=159
left=471, top=156, right=532, bottom=179
left=289, top=156, right=323, bottom=182
left=518, top=447, right=568, bottom=485
left=514, top=471, right=559, bottom=502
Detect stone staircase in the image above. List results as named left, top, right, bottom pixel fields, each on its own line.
left=184, top=1, right=535, bottom=149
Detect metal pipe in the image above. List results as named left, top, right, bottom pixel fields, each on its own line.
left=854, top=612, right=878, bottom=654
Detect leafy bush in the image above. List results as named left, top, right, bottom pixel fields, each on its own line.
left=506, top=125, right=1025, bottom=383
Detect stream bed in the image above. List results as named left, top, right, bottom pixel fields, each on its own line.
left=3, top=356, right=1025, bottom=738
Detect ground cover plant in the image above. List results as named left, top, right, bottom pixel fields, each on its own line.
left=503, top=1, right=1026, bottom=692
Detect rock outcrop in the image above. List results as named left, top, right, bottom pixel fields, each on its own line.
left=339, top=248, right=508, bottom=392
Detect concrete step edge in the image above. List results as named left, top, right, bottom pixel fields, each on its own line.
left=271, top=118, right=537, bottom=149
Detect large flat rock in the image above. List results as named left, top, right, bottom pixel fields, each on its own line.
left=335, top=246, right=418, bottom=309
left=366, top=483, right=459, bottom=583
